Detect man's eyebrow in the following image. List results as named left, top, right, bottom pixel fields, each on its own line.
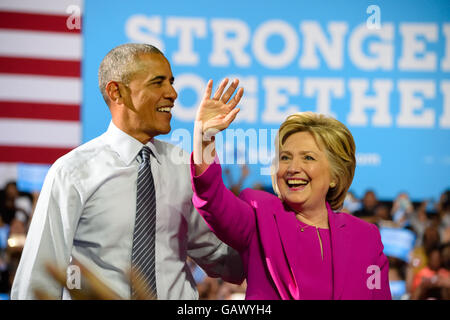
left=147, top=75, right=175, bottom=83
left=147, top=75, right=166, bottom=82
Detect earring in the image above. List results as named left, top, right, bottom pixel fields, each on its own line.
left=330, top=182, right=336, bottom=188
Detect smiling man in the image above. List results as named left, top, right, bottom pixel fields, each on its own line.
left=11, top=43, right=244, bottom=300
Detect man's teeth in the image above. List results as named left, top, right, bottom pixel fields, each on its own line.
left=157, top=107, right=171, bottom=113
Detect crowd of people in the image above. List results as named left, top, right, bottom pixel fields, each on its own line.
left=0, top=182, right=36, bottom=299
left=2, top=167, right=448, bottom=300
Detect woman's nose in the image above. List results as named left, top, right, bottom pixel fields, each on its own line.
left=287, top=159, right=302, bottom=174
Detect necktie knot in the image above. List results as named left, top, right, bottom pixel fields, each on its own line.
left=140, top=146, right=151, bottom=164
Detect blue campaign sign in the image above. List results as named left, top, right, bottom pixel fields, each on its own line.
left=16, top=163, right=51, bottom=193
left=379, top=227, right=416, bottom=262
left=82, top=0, right=450, bottom=201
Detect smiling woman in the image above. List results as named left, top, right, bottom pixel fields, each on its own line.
left=191, top=100, right=392, bottom=299
left=273, top=112, right=356, bottom=218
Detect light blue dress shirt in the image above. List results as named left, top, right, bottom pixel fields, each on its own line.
left=11, top=122, right=243, bottom=299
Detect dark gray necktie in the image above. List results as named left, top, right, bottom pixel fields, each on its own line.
left=131, top=146, right=157, bottom=299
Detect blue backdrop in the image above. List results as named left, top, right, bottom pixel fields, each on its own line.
left=82, top=0, right=450, bottom=201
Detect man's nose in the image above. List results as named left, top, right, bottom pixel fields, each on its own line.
left=165, top=84, right=178, bottom=101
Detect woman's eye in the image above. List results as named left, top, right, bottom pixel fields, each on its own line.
left=305, top=155, right=315, bottom=160
left=280, top=155, right=290, bottom=161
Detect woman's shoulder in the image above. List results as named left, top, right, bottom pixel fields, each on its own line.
left=334, top=210, right=380, bottom=234
left=239, top=188, right=282, bottom=208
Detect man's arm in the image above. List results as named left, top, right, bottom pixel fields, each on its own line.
left=11, top=163, right=83, bottom=299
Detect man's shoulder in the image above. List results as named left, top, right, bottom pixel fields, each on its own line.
left=51, top=135, right=107, bottom=175
left=153, top=138, right=190, bottom=164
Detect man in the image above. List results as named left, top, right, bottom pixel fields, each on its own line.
left=11, top=43, right=244, bottom=299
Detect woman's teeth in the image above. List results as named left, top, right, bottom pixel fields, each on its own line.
left=287, top=179, right=308, bottom=187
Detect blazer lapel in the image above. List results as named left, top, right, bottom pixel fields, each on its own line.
left=327, top=203, right=350, bottom=300
left=272, top=209, right=301, bottom=299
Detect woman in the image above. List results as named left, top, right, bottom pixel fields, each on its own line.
left=191, top=78, right=391, bottom=300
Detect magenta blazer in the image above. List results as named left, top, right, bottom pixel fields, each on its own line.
left=191, top=157, right=391, bottom=300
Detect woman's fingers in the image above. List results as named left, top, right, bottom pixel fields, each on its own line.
left=43, top=260, right=121, bottom=300
left=129, top=267, right=157, bottom=300
left=212, top=78, right=229, bottom=100
left=224, top=107, right=241, bottom=127
left=43, top=263, right=88, bottom=300
left=45, top=263, right=67, bottom=287
left=34, top=289, right=56, bottom=300
left=224, top=87, right=244, bottom=113
left=220, top=79, right=239, bottom=103
left=74, top=260, right=121, bottom=300
left=202, top=79, right=214, bottom=100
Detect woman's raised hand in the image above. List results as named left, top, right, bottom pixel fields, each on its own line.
left=195, top=78, right=243, bottom=136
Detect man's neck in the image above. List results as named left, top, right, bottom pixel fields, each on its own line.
left=111, top=118, right=153, bottom=145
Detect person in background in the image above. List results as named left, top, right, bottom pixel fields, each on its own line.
left=406, top=225, right=441, bottom=295
left=353, top=190, right=379, bottom=220
left=341, top=191, right=361, bottom=215
left=391, top=192, right=414, bottom=228
left=411, top=244, right=450, bottom=299
left=11, top=43, right=243, bottom=300
left=191, top=101, right=391, bottom=299
left=224, top=164, right=250, bottom=196
left=409, top=200, right=432, bottom=247
left=0, top=182, right=31, bottom=227
left=0, top=216, right=10, bottom=295
left=374, top=204, right=396, bottom=229
left=437, top=190, right=450, bottom=243
left=388, top=256, right=408, bottom=300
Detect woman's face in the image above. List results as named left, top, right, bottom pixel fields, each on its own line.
left=276, top=131, right=333, bottom=214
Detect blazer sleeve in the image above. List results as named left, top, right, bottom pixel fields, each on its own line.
left=370, top=224, right=392, bottom=300
left=190, top=154, right=256, bottom=252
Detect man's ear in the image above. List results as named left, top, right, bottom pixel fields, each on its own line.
left=105, top=81, right=124, bottom=105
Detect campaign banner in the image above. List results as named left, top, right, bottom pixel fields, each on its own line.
left=16, top=163, right=51, bottom=193
left=82, top=0, right=450, bottom=200
left=379, top=227, right=416, bottom=262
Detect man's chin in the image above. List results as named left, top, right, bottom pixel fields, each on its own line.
left=153, top=125, right=171, bottom=137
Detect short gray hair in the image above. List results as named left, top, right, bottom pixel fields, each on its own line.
left=98, top=43, right=163, bottom=104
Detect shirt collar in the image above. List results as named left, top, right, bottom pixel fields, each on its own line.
left=103, top=121, right=162, bottom=166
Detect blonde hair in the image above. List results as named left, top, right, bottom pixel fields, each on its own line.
left=271, top=112, right=356, bottom=211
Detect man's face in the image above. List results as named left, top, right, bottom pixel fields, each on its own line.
left=121, top=53, right=178, bottom=141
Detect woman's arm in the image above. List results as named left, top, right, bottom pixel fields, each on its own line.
left=193, top=78, right=242, bottom=175
left=191, top=79, right=255, bottom=252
